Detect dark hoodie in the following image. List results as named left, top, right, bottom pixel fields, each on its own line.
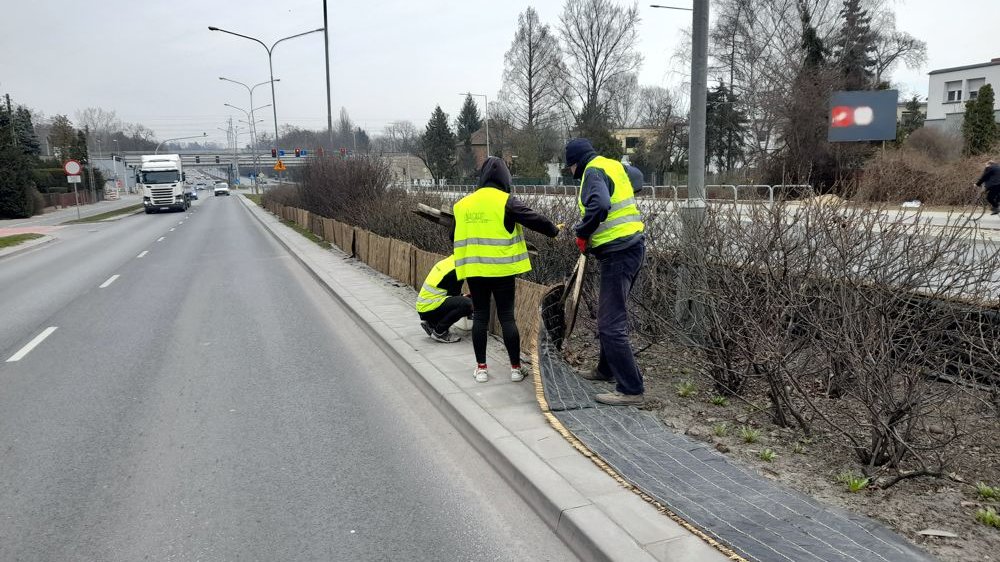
left=474, top=156, right=559, bottom=237
left=564, top=138, right=645, bottom=258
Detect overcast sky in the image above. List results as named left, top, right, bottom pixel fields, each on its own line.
left=0, top=0, right=995, bottom=147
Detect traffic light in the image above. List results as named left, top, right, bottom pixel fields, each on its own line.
left=215, top=155, right=220, bottom=164
left=195, top=155, right=200, bottom=164
left=294, top=147, right=301, bottom=157
left=271, top=148, right=277, bottom=158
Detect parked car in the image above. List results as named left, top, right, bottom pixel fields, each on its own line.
left=214, top=182, right=231, bottom=196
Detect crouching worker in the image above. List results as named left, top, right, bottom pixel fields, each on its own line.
left=417, top=254, right=473, bottom=343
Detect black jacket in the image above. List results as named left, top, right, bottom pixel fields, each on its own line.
left=471, top=156, right=560, bottom=238
left=976, top=164, right=1000, bottom=189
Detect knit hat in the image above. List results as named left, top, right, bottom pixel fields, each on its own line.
left=564, top=138, right=596, bottom=168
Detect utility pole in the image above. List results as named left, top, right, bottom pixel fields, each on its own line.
left=675, top=0, right=709, bottom=333
left=323, top=0, right=334, bottom=148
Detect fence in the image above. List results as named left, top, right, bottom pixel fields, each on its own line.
left=401, top=183, right=814, bottom=204
left=263, top=200, right=552, bottom=352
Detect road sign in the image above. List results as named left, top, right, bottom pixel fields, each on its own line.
left=63, top=160, right=82, bottom=175
left=278, top=149, right=286, bottom=157
left=67, top=175, right=82, bottom=183
left=273, top=160, right=287, bottom=172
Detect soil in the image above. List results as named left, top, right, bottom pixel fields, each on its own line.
left=564, top=334, right=1000, bottom=562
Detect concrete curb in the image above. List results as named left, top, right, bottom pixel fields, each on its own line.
left=0, top=235, right=56, bottom=261
left=237, top=195, right=689, bottom=562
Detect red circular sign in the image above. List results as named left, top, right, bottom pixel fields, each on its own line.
left=63, top=160, right=82, bottom=175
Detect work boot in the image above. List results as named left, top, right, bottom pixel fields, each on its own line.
left=595, top=391, right=645, bottom=407
left=431, top=330, right=461, bottom=343
left=420, top=321, right=433, bottom=336
left=576, top=367, right=613, bottom=382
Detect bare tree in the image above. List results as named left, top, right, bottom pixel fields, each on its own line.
left=558, top=0, right=642, bottom=114
left=869, top=13, right=927, bottom=86
left=604, top=72, right=640, bottom=128
left=500, top=7, right=566, bottom=130
left=75, top=107, right=123, bottom=147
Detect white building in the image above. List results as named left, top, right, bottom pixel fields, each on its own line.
left=926, top=59, right=1000, bottom=130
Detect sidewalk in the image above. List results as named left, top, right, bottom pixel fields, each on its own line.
left=239, top=195, right=730, bottom=562
left=0, top=194, right=142, bottom=230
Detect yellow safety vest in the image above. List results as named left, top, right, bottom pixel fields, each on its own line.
left=416, top=256, right=456, bottom=313
left=578, top=156, right=644, bottom=248
left=453, top=187, right=531, bottom=280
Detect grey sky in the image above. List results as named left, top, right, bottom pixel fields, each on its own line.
left=0, top=0, right=994, bottom=148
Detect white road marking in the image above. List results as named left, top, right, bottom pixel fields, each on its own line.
left=99, top=275, right=120, bottom=288
left=169, top=228, right=175, bottom=232
left=137, top=250, right=148, bottom=258
left=6, top=327, right=58, bottom=363
left=157, top=236, right=165, bottom=242
left=179, top=221, right=184, bottom=224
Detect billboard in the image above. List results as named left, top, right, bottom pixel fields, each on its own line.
left=828, top=90, right=899, bottom=142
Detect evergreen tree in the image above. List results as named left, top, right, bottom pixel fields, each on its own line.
left=705, top=83, right=747, bottom=172
left=455, top=95, right=483, bottom=176
left=834, top=0, right=877, bottom=90
left=0, top=96, right=40, bottom=218
left=896, top=96, right=925, bottom=143
left=421, top=106, right=456, bottom=181
left=962, top=84, right=999, bottom=156
left=573, top=102, right=623, bottom=160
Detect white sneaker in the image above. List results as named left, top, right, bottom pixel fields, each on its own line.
left=473, top=366, right=489, bottom=383
left=510, top=367, right=525, bottom=382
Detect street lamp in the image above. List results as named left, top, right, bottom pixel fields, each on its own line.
left=208, top=25, right=324, bottom=152
left=459, top=92, right=490, bottom=158
left=220, top=77, right=278, bottom=188
left=154, top=132, right=208, bottom=154
left=225, top=102, right=272, bottom=192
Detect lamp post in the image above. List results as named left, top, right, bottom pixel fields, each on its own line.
left=220, top=77, right=278, bottom=190
left=225, top=103, right=271, bottom=193
left=459, top=92, right=490, bottom=158
left=651, top=1, right=707, bottom=332
left=155, top=133, right=208, bottom=154
left=207, top=26, right=324, bottom=152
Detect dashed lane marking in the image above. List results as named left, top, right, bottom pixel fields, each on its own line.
left=137, top=251, right=148, bottom=258
left=6, top=327, right=58, bottom=363
left=99, top=275, right=120, bottom=289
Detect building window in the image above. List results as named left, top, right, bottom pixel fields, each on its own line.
left=625, top=136, right=639, bottom=149
left=946, top=80, right=963, bottom=102
left=968, top=78, right=986, bottom=100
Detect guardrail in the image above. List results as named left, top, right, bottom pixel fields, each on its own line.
left=397, top=183, right=814, bottom=205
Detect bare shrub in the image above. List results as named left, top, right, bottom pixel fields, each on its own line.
left=905, top=126, right=962, bottom=162
left=680, top=200, right=1000, bottom=486
left=855, top=148, right=983, bottom=205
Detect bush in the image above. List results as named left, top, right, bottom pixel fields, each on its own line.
left=906, top=127, right=962, bottom=162
left=855, top=148, right=983, bottom=205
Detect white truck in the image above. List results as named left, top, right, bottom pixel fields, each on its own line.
left=138, top=154, right=188, bottom=214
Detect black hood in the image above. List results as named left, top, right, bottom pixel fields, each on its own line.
left=476, top=156, right=513, bottom=193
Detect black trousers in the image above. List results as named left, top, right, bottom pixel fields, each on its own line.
left=987, top=187, right=1000, bottom=211
left=466, top=276, right=519, bottom=366
left=419, top=296, right=473, bottom=334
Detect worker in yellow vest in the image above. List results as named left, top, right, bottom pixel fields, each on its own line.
left=416, top=255, right=473, bottom=343
left=453, top=157, right=560, bottom=383
left=565, top=138, right=647, bottom=406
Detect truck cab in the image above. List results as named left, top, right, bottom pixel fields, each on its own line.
left=138, top=154, right=188, bottom=213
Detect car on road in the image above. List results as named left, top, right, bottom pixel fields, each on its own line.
left=185, top=185, right=198, bottom=201
left=214, top=182, right=231, bottom=196
left=195, top=181, right=207, bottom=191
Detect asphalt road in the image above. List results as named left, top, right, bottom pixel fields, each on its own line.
left=0, top=194, right=576, bottom=561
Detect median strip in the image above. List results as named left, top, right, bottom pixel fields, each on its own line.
left=99, top=274, right=120, bottom=288
left=0, top=233, right=44, bottom=249
left=60, top=204, right=143, bottom=224
left=6, top=327, right=58, bottom=363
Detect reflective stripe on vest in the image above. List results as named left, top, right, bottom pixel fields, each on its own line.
left=453, top=187, right=531, bottom=279
left=578, top=156, right=644, bottom=248
left=415, top=256, right=456, bottom=313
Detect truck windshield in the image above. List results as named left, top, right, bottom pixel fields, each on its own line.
left=141, top=170, right=180, bottom=184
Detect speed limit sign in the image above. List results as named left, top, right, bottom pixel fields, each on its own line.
left=63, top=160, right=82, bottom=176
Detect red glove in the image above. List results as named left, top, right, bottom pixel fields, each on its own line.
left=575, top=237, right=588, bottom=253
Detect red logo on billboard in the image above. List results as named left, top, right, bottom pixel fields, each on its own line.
left=831, top=106, right=854, bottom=127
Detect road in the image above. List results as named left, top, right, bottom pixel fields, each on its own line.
left=0, top=194, right=143, bottom=230
left=0, top=195, right=576, bottom=561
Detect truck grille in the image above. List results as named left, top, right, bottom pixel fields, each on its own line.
left=151, top=187, right=175, bottom=205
